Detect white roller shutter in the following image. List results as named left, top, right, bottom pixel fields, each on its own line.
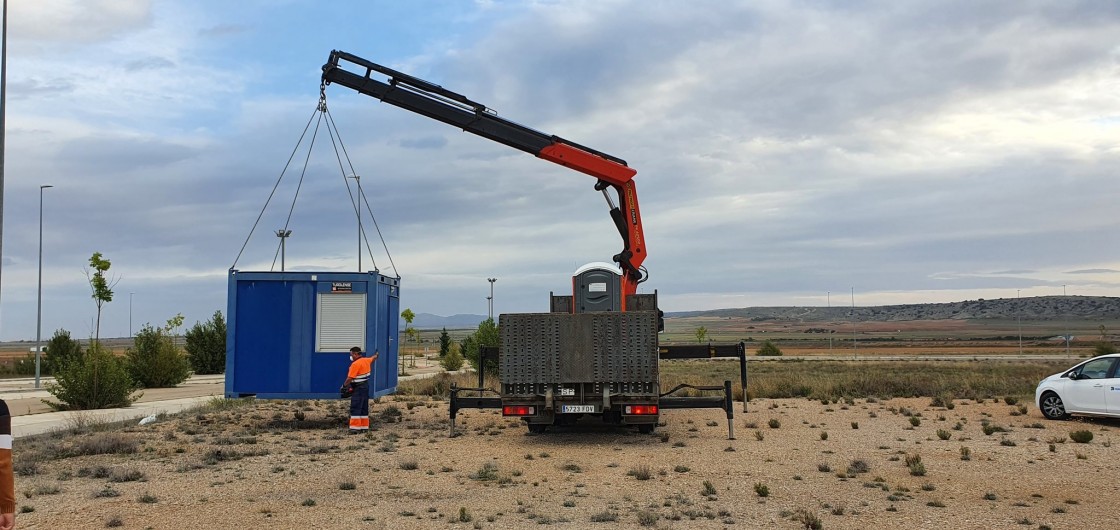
left=317, top=293, right=366, bottom=351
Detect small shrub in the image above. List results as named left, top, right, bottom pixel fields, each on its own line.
left=1069, top=430, right=1093, bottom=444
left=439, top=347, right=464, bottom=372
left=137, top=492, right=158, bottom=504
left=791, top=508, right=823, bottom=530
left=590, top=510, right=618, bottom=522
left=768, top=418, right=781, bottom=429
left=819, top=431, right=828, bottom=441
left=754, top=482, right=769, bottom=497
left=983, top=492, right=997, bottom=501
left=301, top=498, right=316, bottom=507
left=636, top=510, right=659, bottom=527
left=702, top=480, right=717, bottom=496
left=936, top=429, right=951, bottom=440
left=339, top=481, right=356, bottom=490
left=673, top=465, right=690, bottom=473
left=817, top=463, right=831, bottom=473
left=471, top=463, right=499, bottom=481
left=960, top=446, right=972, bottom=461
left=905, top=454, right=926, bottom=476
left=458, top=507, right=472, bottom=523
left=754, top=430, right=764, bottom=441
left=909, top=417, right=921, bottom=427
left=847, top=459, right=870, bottom=474
left=399, top=459, right=419, bottom=470
left=756, top=340, right=783, bottom=356
left=851, top=422, right=859, bottom=429
left=628, top=465, right=652, bottom=481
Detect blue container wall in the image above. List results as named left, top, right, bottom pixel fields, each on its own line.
left=225, top=270, right=400, bottom=399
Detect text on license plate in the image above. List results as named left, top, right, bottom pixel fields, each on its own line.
left=560, top=405, right=596, bottom=414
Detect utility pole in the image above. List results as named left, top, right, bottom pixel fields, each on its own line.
left=129, top=292, right=134, bottom=337
left=1017, top=289, right=1023, bottom=355
left=35, top=184, right=52, bottom=388
left=1064, top=285, right=1070, bottom=356
left=487, top=278, right=497, bottom=320
left=347, top=174, right=362, bottom=271
left=850, top=287, right=857, bottom=360
left=276, top=229, right=292, bottom=271
left=827, top=291, right=832, bottom=354
left=0, top=0, right=10, bottom=334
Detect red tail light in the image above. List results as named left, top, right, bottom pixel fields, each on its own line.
left=503, top=405, right=536, bottom=416
left=624, top=405, right=658, bottom=415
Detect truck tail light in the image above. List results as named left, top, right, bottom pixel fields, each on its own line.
left=503, top=405, right=536, bottom=416
left=624, top=405, right=658, bottom=415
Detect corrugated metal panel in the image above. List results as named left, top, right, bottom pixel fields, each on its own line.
left=500, top=311, right=658, bottom=386
left=317, top=293, right=366, bottom=351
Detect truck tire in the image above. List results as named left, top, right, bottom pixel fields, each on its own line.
left=527, top=424, right=548, bottom=434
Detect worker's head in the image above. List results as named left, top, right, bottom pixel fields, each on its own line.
left=349, top=346, right=362, bottom=360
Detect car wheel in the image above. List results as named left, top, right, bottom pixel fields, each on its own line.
left=1039, top=392, right=1069, bottom=420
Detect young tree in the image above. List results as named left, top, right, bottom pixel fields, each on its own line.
left=460, top=318, right=500, bottom=375
left=185, top=311, right=227, bottom=374
left=439, top=328, right=452, bottom=358
left=694, top=326, right=708, bottom=344
left=86, top=252, right=118, bottom=343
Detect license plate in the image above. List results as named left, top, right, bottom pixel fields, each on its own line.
left=560, top=405, right=596, bottom=414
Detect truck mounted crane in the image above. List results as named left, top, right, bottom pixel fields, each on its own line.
left=322, top=51, right=743, bottom=436
left=322, top=51, right=647, bottom=307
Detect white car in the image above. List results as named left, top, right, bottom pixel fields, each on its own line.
left=1036, top=354, right=1120, bottom=420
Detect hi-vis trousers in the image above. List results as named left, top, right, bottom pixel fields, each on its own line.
left=348, top=383, right=369, bottom=431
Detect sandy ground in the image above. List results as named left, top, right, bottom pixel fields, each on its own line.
left=8, top=391, right=1118, bottom=530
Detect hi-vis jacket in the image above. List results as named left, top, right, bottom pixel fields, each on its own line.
left=348, top=356, right=373, bottom=385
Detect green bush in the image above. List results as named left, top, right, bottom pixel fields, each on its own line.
left=127, top=324, right=192, bottom=388
left=460, top=318, right=499, bottom=375
left=1069, top=430, right=1093, bottom=444
left=44, top=342, right=140, bottom=410
left=440, top=346, right=464, bottom=372
left=756, top=340, right=783, bottom=356
left=185, top=311, right=226, bottom=374
left=1094, top=342, right=1117, bottom=356
left=438, top=328, right=452, bottom=358
left=45, top=329, right=83, bottom=373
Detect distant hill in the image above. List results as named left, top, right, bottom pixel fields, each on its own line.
left=401, top=296, right=1120, bottom=330
left=667, top=296, right=1120, bottom=322
left=405, top=313, right=487, bottom=330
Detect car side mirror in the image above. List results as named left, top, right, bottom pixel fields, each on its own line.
left=1066, top=372, right=1080, bottom=380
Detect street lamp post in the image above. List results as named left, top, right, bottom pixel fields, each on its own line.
left=347, top=174, right=362, bottom=271
left=35, top=184, right=52, bottom=389
left=275, top=229, right=292, bottom=271
left=827, top=291, right=832, bottom=353
left=1017, top=289, right=1023, bottom=355
left=1064, top=285, right=1070, bottom=356
left=129, top=292, right=134, bottom=337
left=487, top=278, right=497, bottom=320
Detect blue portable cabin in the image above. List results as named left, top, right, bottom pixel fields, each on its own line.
left=225, top=270, right=400, bottom=399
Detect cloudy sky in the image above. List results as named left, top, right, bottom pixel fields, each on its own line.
left=0, top=0, right=1117, bottom=340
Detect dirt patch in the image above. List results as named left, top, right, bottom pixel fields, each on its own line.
left=11, top=395, right=1116, bottom=529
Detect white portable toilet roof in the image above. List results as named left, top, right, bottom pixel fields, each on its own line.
left=573, top=262, right=621, bottom=276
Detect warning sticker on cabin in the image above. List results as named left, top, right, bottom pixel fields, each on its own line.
left=331, top=282, right=352, bottom=293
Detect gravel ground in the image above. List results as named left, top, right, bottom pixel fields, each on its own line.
left=10, top=394, right=1117, bottom=529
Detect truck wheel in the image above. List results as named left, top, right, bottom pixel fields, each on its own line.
left=637, top=424, right=655, bottom=434
left=527, top=424, right=548, bottom=434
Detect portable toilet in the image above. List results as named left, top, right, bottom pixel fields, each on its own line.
left=225, top=270, right=400, bottom=399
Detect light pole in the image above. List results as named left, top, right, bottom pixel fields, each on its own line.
left=347, top=174, right=362, bottom=271
left=827, top=291, right=832, bottom=354
left=275, top=229, right=292, bottom=271
left=129, top=292, right=134, bottom=337
left=34, top=184, right=52, bottom=389
left=1017, top=289, right=1023, bottom=355
left=488, top=278, right=497, bottom=320
left=850, top=287, right=857, bottom=359
left=1064, top=285, right=1070, bottom=356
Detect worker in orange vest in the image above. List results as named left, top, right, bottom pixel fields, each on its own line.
left=342, top=346, right=377, bottom=433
